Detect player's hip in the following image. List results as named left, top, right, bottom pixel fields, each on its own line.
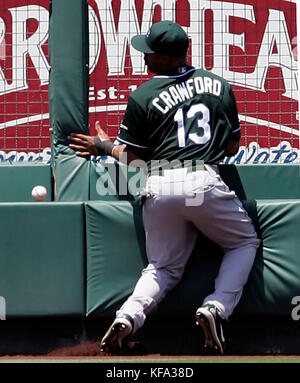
left=145, top=164, right=222, bottom=196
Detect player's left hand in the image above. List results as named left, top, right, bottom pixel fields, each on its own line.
left=69, top=121, right=112, bottom=157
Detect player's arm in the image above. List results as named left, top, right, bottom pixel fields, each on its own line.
left=222, top=84, right=240, bottom=157
left=68, top=121, right=143, bottom=165
left=111, top=144, right=143, bottom=165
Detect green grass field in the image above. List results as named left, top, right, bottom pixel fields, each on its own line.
left=0, top=355, right=300, bottom=363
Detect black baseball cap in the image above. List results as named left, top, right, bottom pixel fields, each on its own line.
left=131, top=20, right=189, bottom=56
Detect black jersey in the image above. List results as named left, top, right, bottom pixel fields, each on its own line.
left=117, top=66, right=240, bottom=165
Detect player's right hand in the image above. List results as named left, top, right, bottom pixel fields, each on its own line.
left=68, top=121, right=112, bottom=157
left=68, top=132, right=98, bottom=157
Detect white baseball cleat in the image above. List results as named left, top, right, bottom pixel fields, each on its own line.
left=100, top=314, right=133, bottom=354
left=196, top=303, right=227, bottom=355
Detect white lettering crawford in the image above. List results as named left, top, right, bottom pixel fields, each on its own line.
left=152, top=76, right=222, bottom=114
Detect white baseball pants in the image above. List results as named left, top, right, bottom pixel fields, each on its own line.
left=116, top=165, right=260, bottom=333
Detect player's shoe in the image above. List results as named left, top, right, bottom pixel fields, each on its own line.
left=99, top=314, right=133, bottom=354
left=195, top=303, right=227, bottom=355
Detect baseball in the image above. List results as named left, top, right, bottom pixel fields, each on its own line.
left=31, top=185, right=47, bottom=202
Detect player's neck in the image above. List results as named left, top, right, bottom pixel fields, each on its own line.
left=156, top=64, right=193, bottom=76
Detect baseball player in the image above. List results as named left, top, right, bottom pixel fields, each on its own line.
left=69, top=21, right=260, bottom=355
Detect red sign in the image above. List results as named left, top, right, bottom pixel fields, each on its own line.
left=0, top=0, right=50, bottom=159
left=0, top=0, right=298, bottom=163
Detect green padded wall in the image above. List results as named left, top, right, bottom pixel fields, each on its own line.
left=49, top=0, right=89, bottom=145
left=49, top=0, right=90, bottom=200
left=89, top=161, right=141, bottom=201
left=53, top=149, right=90, bottom=201
left=85, top=199, right=300, bottom=317
left=237, top=199, right=300, bottom=315
left=218, top=164, right=300, bottom=200
left=0, top=163, right=53, bottom=202
left=85, top=201, right=147, bottom=316
left=0, top=203, right=86, bottom=317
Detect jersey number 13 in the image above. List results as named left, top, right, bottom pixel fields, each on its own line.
left=174, top=103, right=211, bottom=147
